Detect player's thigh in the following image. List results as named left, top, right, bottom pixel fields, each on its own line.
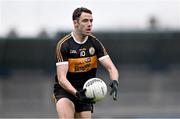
left=75, top=111, right=91, bottom=119
left=56, top=98, right=75, bottom=118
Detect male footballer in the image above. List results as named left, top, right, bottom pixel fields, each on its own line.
left=53, top=7, right=119, bottom=119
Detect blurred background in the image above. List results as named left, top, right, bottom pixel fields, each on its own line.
left=0, top=0, right=180, bottom=118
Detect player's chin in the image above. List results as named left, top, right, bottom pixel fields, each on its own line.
left=85, top=31, right=92, bottom=36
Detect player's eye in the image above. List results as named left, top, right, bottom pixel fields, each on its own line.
left=82, top=19, right=88, bottom=22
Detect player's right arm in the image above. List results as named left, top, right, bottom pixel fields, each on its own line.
left=56, top=36, right=77, bottom=96
left=56, top=63, right=77, bottom=96
left=56, top=62, right=95, bottom=103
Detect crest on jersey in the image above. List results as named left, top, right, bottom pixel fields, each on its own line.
left=89, top=47, right=95, bottom=55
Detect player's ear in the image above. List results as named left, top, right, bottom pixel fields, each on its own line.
left=73, top=20, right=78, bottom=28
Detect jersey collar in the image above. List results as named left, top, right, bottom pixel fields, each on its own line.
left=71, top=32, right=88, bottom=44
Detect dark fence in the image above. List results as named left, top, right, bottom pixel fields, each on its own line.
left=0, top=31, right=180, bottom=73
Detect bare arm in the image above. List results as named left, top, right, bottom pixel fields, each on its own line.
left=99, top=56, right=119, bottom=81
left=56, top=63, right=77, bottom=95
left=99, top=56, right=119, bottom=100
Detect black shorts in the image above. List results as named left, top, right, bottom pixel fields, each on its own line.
left=53, top=84, right=93, bottom=113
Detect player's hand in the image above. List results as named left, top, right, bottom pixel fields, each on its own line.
left=109, top=80, right=119, bottom=101
left=75, top=89, right=95, bottom=104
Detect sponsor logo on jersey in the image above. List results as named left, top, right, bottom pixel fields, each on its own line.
left=68, top=56, right=97, bottom=73
left=89, top=47, right=95, bottom=55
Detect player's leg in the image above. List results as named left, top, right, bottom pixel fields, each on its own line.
left=74, top=102, right=93, bottom=119
left=75, top=111, right=91, bottom=119
left=56, top=98, right=75, bottom=118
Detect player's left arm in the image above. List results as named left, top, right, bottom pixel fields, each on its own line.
left=99, top=56, right=119, bottom=82
left=99, top=56, right=119, bottom=100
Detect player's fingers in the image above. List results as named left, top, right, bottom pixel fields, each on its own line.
left=110, top=88, right=114, bottom=95
left=113, top=91, right=117, bottom=101
left=82, top=89, right=86, bottom=93
left=109, top=83, right=113, bottom=88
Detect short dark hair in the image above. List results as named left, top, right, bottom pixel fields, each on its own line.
left=72, top=7, right=92, bottom=20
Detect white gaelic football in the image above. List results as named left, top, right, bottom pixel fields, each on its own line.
left=83, top=78, right=107, bottom=102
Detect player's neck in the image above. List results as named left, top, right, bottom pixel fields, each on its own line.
left=73, top=31, right=87, bottom=43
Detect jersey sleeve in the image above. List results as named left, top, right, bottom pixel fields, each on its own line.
left=94, top=39, right=108, bottom=59
left=56, top=40, right=69, bottom=65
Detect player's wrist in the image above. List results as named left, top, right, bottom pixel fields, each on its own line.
left=110, top=80, right=119, bottom=86
left=75, top=91, right=79, bottom=98
left=74, top=90, right=78, bottom=96
left=113, top=80, right=119, bottom=84
left=75, top=89, right=85, bottom=98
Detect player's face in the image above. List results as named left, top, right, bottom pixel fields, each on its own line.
left=74, top=12, right=93, bottom=36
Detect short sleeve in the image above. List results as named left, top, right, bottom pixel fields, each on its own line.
left=56, top=40, right=69, bottom=63
left=94, top=39, right=108, bottom=59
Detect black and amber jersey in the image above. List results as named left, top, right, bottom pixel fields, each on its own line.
left=55, top=32, right=109, bottom=89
